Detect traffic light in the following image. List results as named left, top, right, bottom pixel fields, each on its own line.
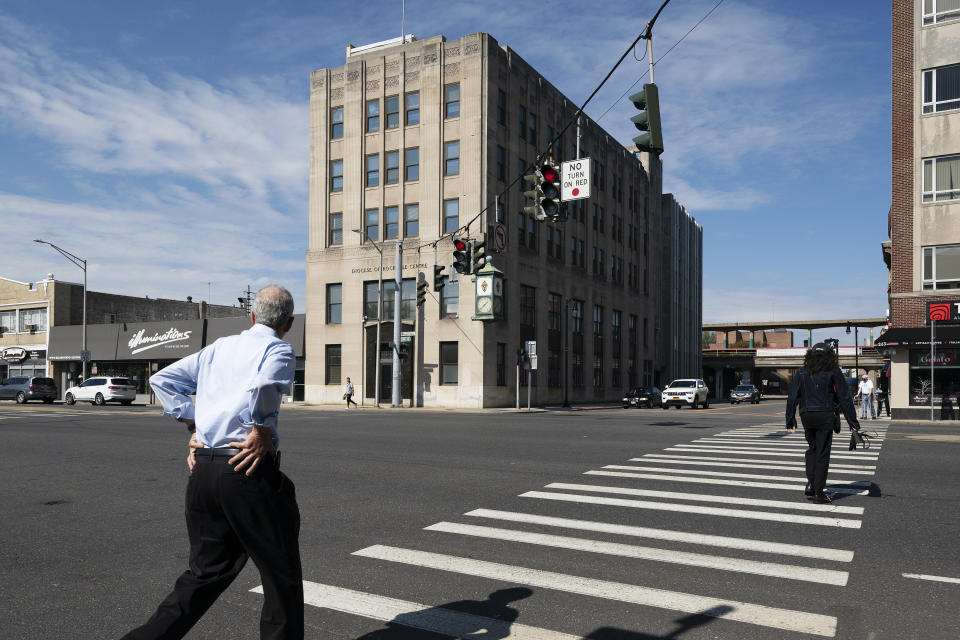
left=416, top=273, right=428, bottom=307
left=629, top=83, right=663, bottom=155
left=433, top=264, right=446, bottom=291
left=522, top=169, right=545, bottom=220
left=539, top=164, right=561, bottom=219
left=452, top=238, right=470, bottom=274
left=470, top=239, right=486, bottom=272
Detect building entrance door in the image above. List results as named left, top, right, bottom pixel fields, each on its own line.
left=365, top=322, right=414, bottom=402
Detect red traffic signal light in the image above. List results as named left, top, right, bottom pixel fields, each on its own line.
left=541, top=164, right=559, bottom=183
left=453, top=238, right=467, bottom=251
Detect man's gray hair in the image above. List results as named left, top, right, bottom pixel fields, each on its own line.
left=253, top=285, right=295, bottom=330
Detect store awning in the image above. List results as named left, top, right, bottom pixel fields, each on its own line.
left=874, top=327, right=960, bottom=348
left=47, top=324, right=120, bottom=361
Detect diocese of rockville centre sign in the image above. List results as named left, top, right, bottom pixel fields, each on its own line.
left=927, top=301, right=960, bottom=323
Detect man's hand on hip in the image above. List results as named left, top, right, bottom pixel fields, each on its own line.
left=187, top=431, right=203, bottom=472
left=229, top=425, right=276, bottom=476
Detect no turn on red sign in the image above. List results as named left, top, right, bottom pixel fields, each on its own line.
left=561, top=158, right=591, bottom=201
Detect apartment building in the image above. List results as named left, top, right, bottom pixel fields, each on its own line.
left=304, top=32, right=701, bottom=407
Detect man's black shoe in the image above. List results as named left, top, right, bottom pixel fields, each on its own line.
left=804, top=483, right=815, bottom=497
left=813, top=492, right=832, bottom=504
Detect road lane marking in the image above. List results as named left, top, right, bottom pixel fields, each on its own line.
left=694, top=439, right=882, bottom=449
left=520, top=491, right=861, bottom=528
left=666, top=447, right=879, bottom=461
left=640, top=454, right=877, bottom=470
left=583, top=471, right=870, bottom=495
left=425, top=521, right=850, bottom=585
left=463, top=509, right=855, bottom=562
left=351, top=545, right=839, bottom=637
left=902, top=573, right=960, bottom=584
left=672, top=444, right=880, bottom=458
left=602, top=464, right=873, bottom=484
left=251, top=581, right=580, bottom=640
left=551, top=482, right=866, bottom=512
left=632, top=457, right=874, bottom=475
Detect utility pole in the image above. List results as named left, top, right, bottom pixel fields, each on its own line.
left=392, top=241, right=402, bottom=407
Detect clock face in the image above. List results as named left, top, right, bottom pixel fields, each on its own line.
left=477, top=296, right=493, bottom=313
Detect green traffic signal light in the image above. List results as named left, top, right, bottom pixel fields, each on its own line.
left=628, top=83, right=663, bottom=155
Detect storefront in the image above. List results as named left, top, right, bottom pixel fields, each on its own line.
left=0, top=346, right=47, bottom=380
left=47, top=316, right=305, bottom=400
left=875, top=325, right=960, bottom=419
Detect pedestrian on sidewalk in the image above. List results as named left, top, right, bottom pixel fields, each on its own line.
left=876, top=383, right=891, bottom=417
left=343, top=377, right=358, bottom=407
left=121, top=285, right=304, bottom=640
left=858, top=374, right=876, bottom=419
left=785, top=342, right=861, bottom=504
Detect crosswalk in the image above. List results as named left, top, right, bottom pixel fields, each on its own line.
left=0, top=408, right=155, bottom=420
left=256, top=421, right=888, bottom=638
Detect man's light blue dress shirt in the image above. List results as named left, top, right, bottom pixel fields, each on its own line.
left=149, top=323, right=295, bottom=448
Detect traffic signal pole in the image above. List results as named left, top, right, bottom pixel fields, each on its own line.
left=392, top=241, right=402, bottom=407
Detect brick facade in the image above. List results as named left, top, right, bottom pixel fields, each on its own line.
left=889, top=0, right=914, bottom=321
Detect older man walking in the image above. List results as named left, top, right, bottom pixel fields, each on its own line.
left=122, top=285, right=303, bottom=640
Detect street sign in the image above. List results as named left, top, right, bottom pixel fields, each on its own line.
left=493, top=223, right=506, bottom=253
left=528, top=354, right=538, bottom=370
left=449, top=263, right=458, bottom=283
left=524, top=340, right=537, bottom=356
left=80, top=349, right=91, bottom=362
left=561, top=158, right=591, bottom=201
left=401, top=331, right=416, bottom=337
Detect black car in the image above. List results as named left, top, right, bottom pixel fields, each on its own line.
left=0, top=376, right=58, bottom=403
left=622, top=386, right=662, bottom=408
left=730, top=384, right=760, bottom=404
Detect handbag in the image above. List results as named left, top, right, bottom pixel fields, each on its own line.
left=833, top=411, right=841, bottom=434
left=848, top=429, right=876, bottom=450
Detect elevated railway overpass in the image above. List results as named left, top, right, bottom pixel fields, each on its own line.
left=702, top=318, right=888, bottom=401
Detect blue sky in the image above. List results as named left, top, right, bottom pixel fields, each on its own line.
left=0, top=0, right=891, bottom=338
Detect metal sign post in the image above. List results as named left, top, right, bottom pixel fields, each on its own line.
left=931, top=319, right=935, bottom=422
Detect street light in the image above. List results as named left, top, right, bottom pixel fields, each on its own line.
left=34, top=240, right=87, bottom=382
left=354, top=229, right=383, bottom=407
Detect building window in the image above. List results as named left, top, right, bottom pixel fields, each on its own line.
left=366, top=154, right=379, bottom=187
left=628, top=314, right=638, bottom=388
left=445, top=83, right=460, bottom=118
left=497, top=89, right=506, bottom=125
left=923, top=155, right=960, bottom=202
left=384, top=206, right=399, bottom=239
left=924, top=0, right=960, bottom=24
left=363, top=281, right=380, bottom=319
left=443, top=199, right=459, bottom=233
left=570, top=236, right=577, bottom=265
left=365, top=208, right=379, bottom=242
left=611, top=310, right=622, bottom=388
left=331, top=160, right=343, bottom=191
left=572, top=300, right=584, bottom=388
left=18, top=307, right=46, bottom=332
left=644, top=317, right=649, bottom=347
left=528, top=112, right=536, bottom=145
left=325, top=345, right=341, bottom=384
left=405, top=204, right=419, bottom=237
left=519, top=105, right=527, bottom=141
left=382, top=278, right=416, bottom=320
left=548, top=293, right=561, bottom=330
left=554, top=229, right=563, bottom=261
left=548, top=292, right=562, bottom=388
left=924, top=64, right=960, bottom=114
left=385, top=95, right=400, bottom=129
left=577, top=240, right=584, bottom=268
left=593, top=305, right=604, bottom=388
left=496, top=146, right=506, bottom=181
left=385, top=151, right=400, bottom=184
left=518, top=213, right=526, bottom=247
left=329, top=212, right=343, bottom=245
left=326, top=284, right=342, bottom=324
left=405, top=147, right=419, bottom=181
left=440, top=342, right=458, bottom=384
left=366, top=99, right=380, bottom=132
left=405, top=92, right=420, bottom=125
left=527, top=216, right=536, bottom=250
left=923, top=244, right=960, bottom=289
left=0, top=310, right=15, bottom=333
left=331, top=106, right=344, bottom=138
left=520, top=285, right=536, bottom=328
left=444, top=140, right=460, bottom=175
left=441, top=277, right=459, bottom=317
left=497, top=343, right=506, bottom=386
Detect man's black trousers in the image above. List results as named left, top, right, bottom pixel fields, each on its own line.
left=122, top=454, right=304, bottom=640
left=800, top=411, right=835, bottom=494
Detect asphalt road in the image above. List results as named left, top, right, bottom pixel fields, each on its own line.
left=1, top=400, right=958, bottom=639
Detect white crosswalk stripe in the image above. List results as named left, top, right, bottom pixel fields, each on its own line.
left=352, top=545, right=839, bottom=637
left=274, top=421, right=884, bottom=638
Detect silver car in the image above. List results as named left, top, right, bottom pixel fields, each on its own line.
left=64, top=376, right=137, bottom=406
left=0, top=376, right=57, bottom=403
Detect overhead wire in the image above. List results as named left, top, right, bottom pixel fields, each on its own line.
left=406, top=0, right=676, bottom=253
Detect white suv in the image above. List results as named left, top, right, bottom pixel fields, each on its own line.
left=662, top=379, right=710, bottom=409
left=64, top=377, right=137, bottom=406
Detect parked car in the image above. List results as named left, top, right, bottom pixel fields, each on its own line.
left=64, top=377, right=137, bottom=406
left=662, top=379, right=710, bottom=409
left=730, top=384, right=761, bottom=404
left=0, top=376, right=57, bottom=403
left=622, top=386, right=662, bottom=408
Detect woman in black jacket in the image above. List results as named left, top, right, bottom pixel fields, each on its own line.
left=785, top=342, right=861, bottom=504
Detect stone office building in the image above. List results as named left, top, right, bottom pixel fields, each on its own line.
left=304, top=32, right=701, bottom=407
